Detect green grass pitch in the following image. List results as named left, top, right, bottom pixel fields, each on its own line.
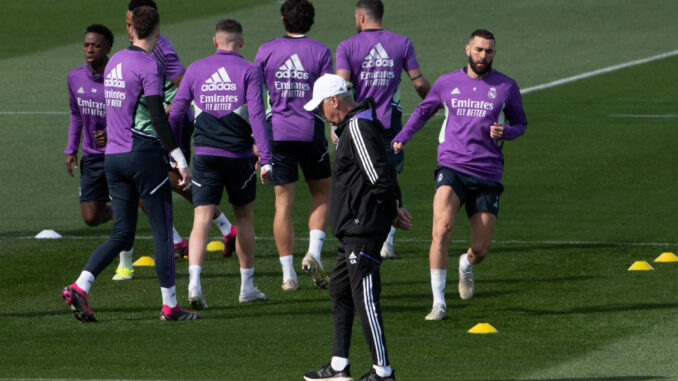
left=1, top=0, right=678, bottom=380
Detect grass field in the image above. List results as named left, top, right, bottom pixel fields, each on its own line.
left=1, top=0, right=678, bottom=380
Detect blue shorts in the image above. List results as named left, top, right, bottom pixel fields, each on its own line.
left=434, top=166, right=504, bottom=217
left=79, top=155, right=110, bottom=203
left=192, top=155, right=257, bottom=207
left=269, top=118, right=331, bottom=185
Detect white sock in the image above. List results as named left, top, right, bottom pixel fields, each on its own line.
left=373, top=364, right=393, bottom=378
left=279, top=255, right=296, bottom=281
left=430, top=269, right=447, bottom=307
left=307, top=229, right=325, bottom=262
left=386, top=226, right=396, bottom=245
left=188, top=265, right=202, bottom=293
left=213, top=212, right=233, bottom=236
left=460, top=253, right=472, bottom=272
left=172, top=226, right=182, bottom=245
left=161, top=286, right=177, bottom=308
left=118, top=248, right=134, bottom=269
left=75, top=271, right=95, bottom=294
left=240, top=267, right=255, bottom=294
left=331, top=356, right=349, bottom=372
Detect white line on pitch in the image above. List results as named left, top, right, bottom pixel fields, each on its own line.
left=520, top=49, right=678, bottom=94
left=610, top=114, right=678, bottom=118
left=0, top=111, right=67, bottom=115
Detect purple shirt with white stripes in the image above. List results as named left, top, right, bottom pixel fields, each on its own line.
left=65, top=64, right=107, bottom=156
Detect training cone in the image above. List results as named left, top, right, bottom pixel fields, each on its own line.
left=35, top=229, right=62, bottom=239
left=133, top=256, right=155, bottom=267
left=654, top=252, right=678, bottom=263
left=468, top=323, right=497, bottom=334
left=206, top=240, right=225, bottom=252
left=627, top=261, right=654, bottom=271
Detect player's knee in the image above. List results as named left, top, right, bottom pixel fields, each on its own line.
left=432, top=221, right=453, bottom=241
left=82, top=212, right=101, bottom=227
left=469, top=246, right=489, bottom=260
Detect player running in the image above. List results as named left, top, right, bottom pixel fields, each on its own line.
left=254, top=0, right=334, bottom=291
left=336, top=0, right=430, bottom=260
left=392, top=29, right=527, bottom=320
left=61, top=6, right=198, bottom=322
left=65, top=24, right=114, bottom=229
left=169, top=19, right=272, bottom=309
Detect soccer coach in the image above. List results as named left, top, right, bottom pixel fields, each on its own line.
left=303, top=74, right=411, bottom=381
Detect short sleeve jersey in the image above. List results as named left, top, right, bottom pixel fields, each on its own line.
left=336, top=29, right=419, bottom=130
left=255, top=36, right=333, bottom=141
left=65, top=64, right=107, bottom=156
left=104, top=46, right=164, bottom=154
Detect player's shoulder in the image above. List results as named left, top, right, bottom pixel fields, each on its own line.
left=156, top=34, right=178, bottom=53
left=68, top=64, right=88, bottom=79
left=488, top=69, right=518, bottom=85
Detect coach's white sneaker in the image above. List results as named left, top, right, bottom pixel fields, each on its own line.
left=425, top=303, right=446, bottom=320
left=458, top=254, right=474, bottom=300
left=188, top=288, right=208, bottom=310
left=380, top=241, right=396, bottom=259
left=302, top=253, right=329, bottom=288
left=281, top=278, right=299, bottom=291
left=239, top=287, right=267, bottom=303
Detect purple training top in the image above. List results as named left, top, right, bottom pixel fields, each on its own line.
left=169, top=50, right=271, bottom=165
left=336, top=29, right=420, bottom=129
left=104, top=46, right=164, bottom=154
left=394, top=68, right=527, bottom=183
left=154, top=35, right=185, bottom=82
left=255, top=35, right=333, bottom=141
left=65, top=64, right=107, bottom=156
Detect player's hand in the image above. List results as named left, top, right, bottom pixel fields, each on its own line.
left=392, top=141, right=404, bottom=153
left=260, top=164, right=272, bottom=184
left=490, top=123, right=504, bottom=139
left=331, top=126, right=339, bottom=144
left=392, top=207, right=412, bottom=230
left=177, top=166, right=193, bottom=191
left=93, top=129, right=107, bottom=147
left=65, top=154, right=78, bottom=177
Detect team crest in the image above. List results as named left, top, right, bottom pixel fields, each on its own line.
left=488, top=87, right=497, bottom=99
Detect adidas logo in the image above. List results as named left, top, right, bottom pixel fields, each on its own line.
left=77, top=87, right=85, bottom=94
left=275, top=54, right=309, bottom=79
left=349, top=252, right=357, bottom=264
left=361, top=43, right=394, bottom=69
left=104, top=63, right=125, bottom=88
left=451, top=88, right=461, bottom=95
left=201, top=67, right=237, bottom=91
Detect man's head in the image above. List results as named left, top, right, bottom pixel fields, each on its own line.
left=304, top=74, right=355, bottom=125
left=213, top=19, right=244, bottom=51
left=281, top=0, right=315, bottom=35
left=355, top=0, right=383, bottom=32
left=131, top=6, right=160, bottom=43
left=83, top=24, right=113, bottom=70
left=465, top=29, right=496, bottom=78
left=126, top=0, right=158, bottom=41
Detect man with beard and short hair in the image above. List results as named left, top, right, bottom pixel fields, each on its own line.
left=392, top=29, right=527, bottom=321
left=335, top=0, right=431, bottom=261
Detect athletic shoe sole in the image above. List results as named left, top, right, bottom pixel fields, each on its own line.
left=301, top=253, right=329, bottom=288
left=61, top=286, right=97, bottom=323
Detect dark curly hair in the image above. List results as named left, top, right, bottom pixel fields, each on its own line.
left=128, top=0, right=157, bottom=11
left=132, top=6, right=159, bottom=39
left=356, top=0, right=383, bottom=22
left=281, top=0, right=315, bottom=34
left=86, top=24, right=114, bottom=47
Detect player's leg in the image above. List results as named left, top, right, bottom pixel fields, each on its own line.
left=381, top=114, right=404, bottom=260
left=187, top=204, right=216, bottom=310
left=78, top=155, right=113, bottom=227
left=325, top=242, right=354, bottom=378
left=274, top=182, right=298, bottom=290
left=80, top=201, right=112, bottom=227
left=426, top=181, right=462, bottom=320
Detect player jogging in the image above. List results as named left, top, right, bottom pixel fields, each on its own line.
left=255, top=0, right=334, bottom=291
left=169, top=19, right=272, bottom=308
left=65, top=24, right=114, bottom=228
left=393, top=29, right=527, bottom=320
left=61, top=6, right=199, bottom=322
left=336, top=0, right=430, bottom=260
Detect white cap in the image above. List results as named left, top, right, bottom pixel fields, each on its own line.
left=303, top=74, right=348, bottom=111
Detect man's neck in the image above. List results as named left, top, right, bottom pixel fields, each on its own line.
left=286, top=32, right=305, bottom=38
left=360, top=22, right=382, bottom=31
left=133, top=39, right=156, bottom=54
left=465, top=65, right=488, bottom=79
left=89, top=58, right=108, bottom=75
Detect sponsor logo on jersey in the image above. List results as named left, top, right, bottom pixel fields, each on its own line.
left=451, top=88, right=461, bottom=95
left=77, top=87, right=85, bottom=94
left=361, top=43, right=394, bottom=68
left=201, top=67, right=237, bottom=92
left=488, top=87, right=497, bottom=99
left=104, top=63, right=125, bottom=88
left=275, top=54, right=309, bottom=80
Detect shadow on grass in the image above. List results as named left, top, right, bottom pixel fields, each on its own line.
left=503, top=303, right=678, bottom=316
left=482, top=275, right=600, bottom=284
left=482, top=377, right=668, bottom=381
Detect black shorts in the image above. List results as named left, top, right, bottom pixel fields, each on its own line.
left=192, top=154, right=257, bottom=207
left=79, top=155, right=110, bottom=203
left=268, top=118, right=331, bottom=185
left=434, top=166, right=504, bottom=217
left=384, top=106, right=403, bottom=173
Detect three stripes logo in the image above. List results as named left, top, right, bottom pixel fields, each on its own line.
left=275, top=54, right=309, bottom=79
left=361, top=43, right=394, bottom=69
left=104, top=63, right=125, bottom=88
left=201, top=67, right=237, bottom=92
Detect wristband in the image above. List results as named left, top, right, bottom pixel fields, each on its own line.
left=169, top=147, right=188, bottom=169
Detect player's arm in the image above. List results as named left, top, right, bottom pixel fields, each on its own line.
left=336, top=69, right=351, bottom=83
left=497, top=83, right=527, bottom=141
left=407, top=68, right=431, bottom=99
left=147, top=95, right=191, bottom=189
left=245, top=68, right=273, bottom=184
left=167, top=70, right=193, bottom=153
left=65, top=79, right=83, bottom=177
left=392, top=77, right=443, bottom=152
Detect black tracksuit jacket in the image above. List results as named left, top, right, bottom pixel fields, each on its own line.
left=330, top=98, right=400, bottom=242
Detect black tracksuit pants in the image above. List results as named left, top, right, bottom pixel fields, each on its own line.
left=330, top=238, right=389, bottom=367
